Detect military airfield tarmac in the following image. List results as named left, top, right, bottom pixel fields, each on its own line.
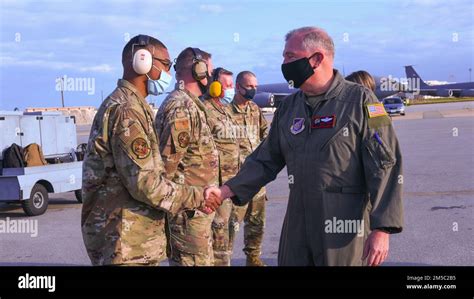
left=0, top=101, right=473, bottom=266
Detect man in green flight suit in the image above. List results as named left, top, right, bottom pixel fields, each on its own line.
left=205, top=26, right=404, bottom=266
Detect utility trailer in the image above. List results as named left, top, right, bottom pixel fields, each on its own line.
left=0, top=111, right=84, bottom=216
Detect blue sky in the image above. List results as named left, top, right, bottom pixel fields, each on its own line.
left=0, top=0, right=472, bottom=110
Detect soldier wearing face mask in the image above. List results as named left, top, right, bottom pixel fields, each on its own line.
left=154, top=47, right=219, bottom=266
left=226, top=71, right=268, bottom=266
left=202, top=67, right=240, bottom=266
left=81, top=35, right=209, bottom=266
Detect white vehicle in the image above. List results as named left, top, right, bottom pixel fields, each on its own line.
left=0, top=111, right=84, bottom=216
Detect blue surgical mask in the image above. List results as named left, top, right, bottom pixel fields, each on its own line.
left=147, top=67, right=172, bottom=96
left=221, top=88, right=235, bottom=105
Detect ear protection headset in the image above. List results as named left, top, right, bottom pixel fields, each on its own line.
left=209, top=67, right=223, bottom=98
left=132, top=35, right=155, bottom=75
left=190, top=47, right=209, bottom=81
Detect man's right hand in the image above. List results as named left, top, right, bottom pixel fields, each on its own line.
left=198, top=186, right=222, bottom=214
left=200, top=185, right=235, bottom=214
left=203, top=186, right=223, bottom=211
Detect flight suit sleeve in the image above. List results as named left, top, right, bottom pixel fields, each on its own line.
left=156, top=107, right=192, bottom=181
left=226, top=106, right=286, bottom=206
left=360, top=90, right=404, bottom=233
left=109, top=107, right=204, bottom=215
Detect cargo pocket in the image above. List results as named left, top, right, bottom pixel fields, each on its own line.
left=169, top=210, right=214, bottom=255
left=120, top=207, right=166, bottom=264
left=364, top=132, right=396, bottom=170
left=168, top=212, right=188, bottom=253
left=321, top=190, right=369, bottom=266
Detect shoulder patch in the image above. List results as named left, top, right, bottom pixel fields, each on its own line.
left=366, top=103, right=388, bottom=118
left=177, top=132, right=190, bottom=148
left=131, top=137, right=151, bottom=159
left=174, top=118, right=190, bottom=131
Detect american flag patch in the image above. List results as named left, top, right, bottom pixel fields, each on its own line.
left=367, top=103, right=387, bottom=118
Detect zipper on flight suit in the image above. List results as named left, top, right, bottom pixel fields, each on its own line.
left=305, top=102, right=313, bottom=134
left=306, top=99, right=328, bottom=134
left=304, top=98, right=330, bottom=264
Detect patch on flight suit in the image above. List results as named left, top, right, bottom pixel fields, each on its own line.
left=290, top=118, right=305, bottom=134
left=365, top=108, right=391, bottom=130
left=311, top=115, right=336, bottom=129
left=366, top=103, right=387, bottom=118
left=131, top=137, right=151, bottom=159
left=177, top=132, right=190, bottom=148
left=366, top=103, right=391, bottom=129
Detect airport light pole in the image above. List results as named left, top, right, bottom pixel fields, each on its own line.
left=469, top=68, right=472, bottom=82
left=58, top=76, right=65, bottom=107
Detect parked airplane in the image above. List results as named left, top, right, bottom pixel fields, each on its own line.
left=405, top=65, right=474, bottom=97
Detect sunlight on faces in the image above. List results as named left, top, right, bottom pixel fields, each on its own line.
left=283, top=33, right=332, bottom=92
left=237, top=74, right=258, bottom=95
left=282, top=34, right=312, bottom=64
left=151, top=46, right=172, bottom=80
left=283, top=34, right=319, bottom=91
left=219, top=73, right=234, bottom=90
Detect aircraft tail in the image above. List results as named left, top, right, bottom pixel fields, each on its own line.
left=405, top=65, right=429, bottom=88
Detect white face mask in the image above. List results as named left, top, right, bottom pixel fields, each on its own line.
left=147, top=66, right=172, bottom=96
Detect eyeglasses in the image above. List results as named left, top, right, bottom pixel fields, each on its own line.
left=153, top=57, right=173, bottom=71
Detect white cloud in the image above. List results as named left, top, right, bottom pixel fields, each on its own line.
left=79, top=64, right=114, bottom=73
left=0, top=56, right=115, bottom=73
left=411, top=0, right=443, bottom=6
left=199, top=4, right=224, bottom=14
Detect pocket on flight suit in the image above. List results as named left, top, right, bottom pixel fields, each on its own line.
left=364, top=132, right=396, bottom=171
left=320, top=122, right=352, bottom=151
left=320, top=122, right=357, bottom=170
left=321, top=189, right=369, bottom=266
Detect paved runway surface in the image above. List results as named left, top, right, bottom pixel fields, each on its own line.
left=1, top=102, right=473, bottom=266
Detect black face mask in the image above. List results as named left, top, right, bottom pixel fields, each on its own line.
left=281, top=52, right=318, bottom=88
left=240, top=87, right=257, bottom=100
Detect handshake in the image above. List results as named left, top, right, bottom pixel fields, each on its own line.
left=199, top=185, right=234, bottom=214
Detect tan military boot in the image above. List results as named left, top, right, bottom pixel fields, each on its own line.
left=246, top=255, right=266, bottom=267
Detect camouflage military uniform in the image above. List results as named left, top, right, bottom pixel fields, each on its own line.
left=202, top=98, right=240, bottom=266
left=226, top=100, right=268, bottom=261
left=81, top=79, right=204, bottom=266
left=155, top=88, right=219, bottom=266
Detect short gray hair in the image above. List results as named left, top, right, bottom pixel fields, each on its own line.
left=236, top=71, right=256, bottom=85
left=285, top=26, right=335, bottom=57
